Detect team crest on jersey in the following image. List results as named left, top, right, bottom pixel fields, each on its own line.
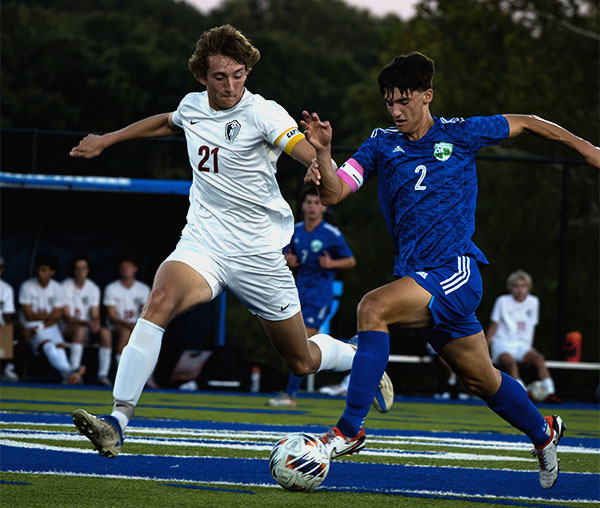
left=225, top=120, right=241, bottom=143
left=310, top=239, right=323, bottom=252
left=433, top=142, right=453, bottom=161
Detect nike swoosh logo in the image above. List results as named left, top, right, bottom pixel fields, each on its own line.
left=280, top=303, right=290, bottom=311
left=190, top=120, right=200, bottom=125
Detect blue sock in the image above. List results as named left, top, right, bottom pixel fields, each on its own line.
left=337, top=331, right=389, bottom=437
left=487, top=372, right=549, bottom=445
left=285, top=373, right=303, bottom=397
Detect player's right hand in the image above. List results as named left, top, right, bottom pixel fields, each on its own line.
left=69, top=134, right=106, bottom=158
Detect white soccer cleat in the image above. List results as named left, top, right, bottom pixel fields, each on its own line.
left=532, top=415, right=566, bottom=489
left=73, top=409, right=123, bottom=458
left=372, top=370, right=394, bottom=413
left=265, top=392, right=297, bottom=407
left=319, top=425, right=366, bottom=459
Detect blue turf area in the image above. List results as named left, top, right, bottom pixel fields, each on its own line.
left=1, top=442, right=597, bottom=505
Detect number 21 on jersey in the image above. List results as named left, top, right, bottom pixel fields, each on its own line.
left=198, top=145, right=219, bottom=173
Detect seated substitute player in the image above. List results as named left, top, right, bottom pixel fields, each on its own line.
left=266, top=187, right=361, bottom=407
left=70, top=25, right=392, bottom=458
left=301, top=52, right=599, bottom=490
left=19, top=254, right=84, bottom=384
left=487, top=270, right=561, bottom=403
left=62, top=253, right=113, bottom=386
left=103, top=255, right=150, bottom=365
left=0, top=256, right=19, bottom=381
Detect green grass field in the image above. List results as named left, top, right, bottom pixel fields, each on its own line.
left=1, top=384, right=599, bottom=507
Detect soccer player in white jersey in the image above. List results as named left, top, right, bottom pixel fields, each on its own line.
left=487, top=270, right=560, bottom=403
left=19, top=254, right=83, bottom=384
left=70, top=25, right=393, bottom=458
left=103, top=256, right=150, bottom=363
left=0, top=256, right=18, bottom=381
left=62, top=253, right=113, bottom=386
left=301, top=52, right=598, bottom=489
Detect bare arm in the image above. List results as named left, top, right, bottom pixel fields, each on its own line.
left=504, top=114, right=600, bottom=168
left=300, top=111, right=353, bottom=205
left=318, top=252, right=356, bottom=270
left=105, top=305, right=134, bottom=330
left=70, top=112, right=181, bottom=159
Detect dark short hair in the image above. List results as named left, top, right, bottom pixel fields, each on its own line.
left=378, top=52, right=435, bottom=99
left=35, top=253, right=59, bottom=271
left=301, top=187, right=320, bottom=202
left=68, top=252, right=90, bottom=276
left=188, top=24, right=260, bottom=81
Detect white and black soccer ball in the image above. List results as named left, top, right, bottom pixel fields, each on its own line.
left=527, top=380, right=548, bottom=402
left=269, top=432, right=330, bottom=492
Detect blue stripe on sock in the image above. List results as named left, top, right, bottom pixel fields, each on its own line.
left=487, top=372, right=548, bottom=445
left=337, top=331, right=389, bottom=437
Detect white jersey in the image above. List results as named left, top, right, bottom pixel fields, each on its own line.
left=61, top=278, right=101, bottom=320
left=0, top=278, right=15, bottom=326
left=490, top=293, right=539, bottom=348
left=103, top=279, right=150, bottom=323
left=171, top=89, right=304, bottom=256
left=18, top=278, right=66, bottom=327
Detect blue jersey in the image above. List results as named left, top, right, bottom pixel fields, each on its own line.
left=288, top=220, right=354, bottom=307
left=337, top=115, right=509, bottom=276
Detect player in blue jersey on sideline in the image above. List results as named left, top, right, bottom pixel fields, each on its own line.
left=301, top=52, right=600, bottom=490
left=266, top=187, right=357, bottom=407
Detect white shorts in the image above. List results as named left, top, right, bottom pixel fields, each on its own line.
left=28, top=323, right=65, bottom=352
left=163, top=236, right=301, bottom=322
left=491, top=340, right=532, bottom=363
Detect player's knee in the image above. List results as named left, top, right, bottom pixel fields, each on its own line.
left=356, top=292, right=386, bottom=328
left=143, top=287, right=176, bottom=319
left=286, top=357, right=312, bottom=377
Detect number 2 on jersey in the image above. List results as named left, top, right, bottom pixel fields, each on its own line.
left=198, top=146, right=219, bottom=173
left=414, top=164, right=427, bottom=191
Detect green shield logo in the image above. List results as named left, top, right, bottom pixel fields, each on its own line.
left=434, top=142, right=453, bottom=161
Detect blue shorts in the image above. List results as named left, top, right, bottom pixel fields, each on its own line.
left=302, top=302, right=331, bottom=330
left=408, top=255, right=483, bottom=352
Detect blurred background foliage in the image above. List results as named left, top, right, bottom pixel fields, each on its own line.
left=1, top=0, right=598, bottom=374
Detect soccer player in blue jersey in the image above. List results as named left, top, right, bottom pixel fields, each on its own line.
left=266, top=187, right=356, bottom=407
left=301, top=52, right=600, bottom=490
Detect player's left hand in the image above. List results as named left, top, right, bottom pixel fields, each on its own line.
left=318, top=250, right=334, bottom=269
left=304, top=158, right=321, bottom=186
left=300, top=111, right=332, bottom=151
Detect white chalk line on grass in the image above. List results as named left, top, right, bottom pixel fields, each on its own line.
left=2, top=426, right=597, bottom=455
left=3, top=468, right=599, bottom=505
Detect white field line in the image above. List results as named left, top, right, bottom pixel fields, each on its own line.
left=1, top=426, right=597, bottom=455
left=3, top=468, right=599, bottom=505
left=0, top=433, right=562, bottom=463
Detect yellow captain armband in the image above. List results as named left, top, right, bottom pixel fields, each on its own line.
left=275, top=127, right=305, bottom=155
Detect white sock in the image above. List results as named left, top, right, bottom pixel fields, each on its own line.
left=308, top=334, right=356, bottom=372
left=542, top=376, right=555, bottom=395
left=112, top=319, right=164, bottom=429
left=97, top=347, right=112, bottom=378
left=42, top=341, right=72, bottom=377
left=69, top=343, right=84, bottom=370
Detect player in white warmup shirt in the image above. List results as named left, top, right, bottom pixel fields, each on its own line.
left=70, top=25, right=393, bottom=458
left=487, top=270, right=560, bottom=403
left=19, top=254, right=83, bottom=384
left=62, top=253, right=113, bottom=385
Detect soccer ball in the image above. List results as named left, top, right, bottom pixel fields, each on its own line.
left=527, top=380, right=548, bottom=402
left=269, top=432, right=330, bottom=492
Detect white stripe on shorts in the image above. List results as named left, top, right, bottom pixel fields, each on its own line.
left=440, top=256, right=471, bottom=295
